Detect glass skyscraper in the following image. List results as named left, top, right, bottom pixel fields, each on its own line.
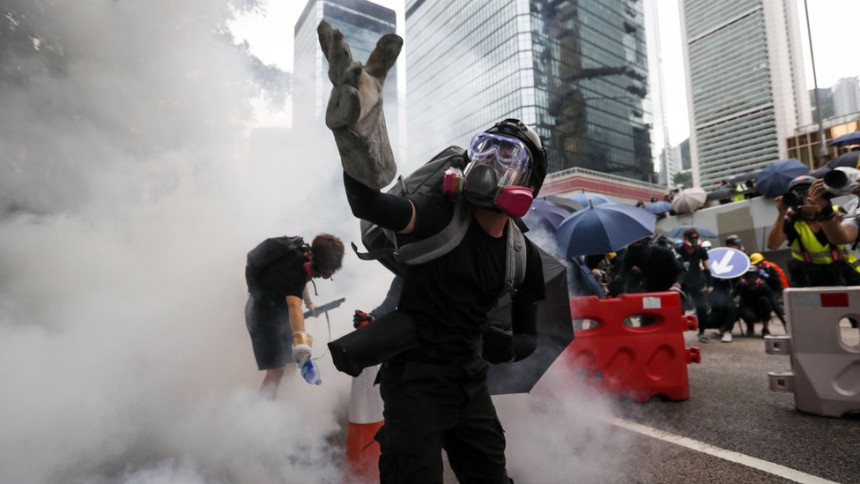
left=681, top=0, right=810, bottom=189
left=405, top=0, right=654, bottom=182
left=293, top=0, right=398, bottom=143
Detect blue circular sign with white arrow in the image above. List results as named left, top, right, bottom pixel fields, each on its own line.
left=706, top=247, right=751, bottom=279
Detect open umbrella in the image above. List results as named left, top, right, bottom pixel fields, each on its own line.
left=523, top=198, right=575, bottom=231
left=487, top=243, right=573, bottom=394
left=666, top=225, right=717, bottom=239
left=555, top=203, right=656, bottom=257
left=671, top=187, right=708, bottom=214
left=810, top=151, right=860, bottom=178
left=830, top=131, right=860, bottom=147
left=542, top=194, right=584, bottom=212
left=755, top=158, right=809, bottom=198
left=569, top=192, right=613, bottom=207
left=728, top=170, right=757, bottom=185
left=643, top=200, right=672, bottom=215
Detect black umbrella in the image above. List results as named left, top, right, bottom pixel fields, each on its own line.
left=486, top=243, right=573, bottom=395
left=810, top=151, right=860, bottom=178
left=755, top=159, right=809, bottom=198
left=830, top=131, right=860, bottom=147
left=727, top=170, right=757, bottom=185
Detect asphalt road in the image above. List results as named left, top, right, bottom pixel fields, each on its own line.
left=493, top=319, right=859, bottom=484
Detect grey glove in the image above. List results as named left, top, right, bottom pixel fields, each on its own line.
left=317, top=20, right=403, bottom=189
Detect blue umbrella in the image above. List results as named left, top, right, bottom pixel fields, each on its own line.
left=643, top=200, right=672, bottom=215
left=830, top=131, right=860, bottom=147
left=523, top=198, right=574, bottom=231
left=556, top=203, right=656, bottom=257
left=755, top=159, right=809, bottom=198
left=569, top=192, right=613, bottom=207
left=666, top=225, right=717, bottom=239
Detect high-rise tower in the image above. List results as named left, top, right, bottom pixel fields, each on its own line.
left=680, top=0, right=811, bottom=188
left=404, top=0, right=654, bottom=182
left=293, top=0, right=398, bottom=146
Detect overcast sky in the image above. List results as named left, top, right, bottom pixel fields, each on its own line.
left=230, top=0, right=860, bottom=147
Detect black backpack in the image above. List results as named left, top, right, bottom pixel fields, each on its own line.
left=245, top=236, right=307, bottom=291
left=353, top=146, right=527, bottom=294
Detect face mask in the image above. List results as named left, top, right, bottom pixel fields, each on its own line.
left=441, top=132, right=535, bottom=217
left=444, top=163, right=534, bottom=218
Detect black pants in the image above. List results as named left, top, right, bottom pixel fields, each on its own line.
left=683, top=281, right=709, bottom=335
left=375, top=360, right=512, bottom=484
left=738, top=296, right=772, bottom=334
left=707, top=293, right=737, bottom=334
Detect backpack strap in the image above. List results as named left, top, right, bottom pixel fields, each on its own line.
left=394, top=201, right=472, bottom=265
left=505, top=221, right=527, bottom=296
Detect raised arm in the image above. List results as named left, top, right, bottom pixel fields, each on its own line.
left=809, top=179, right=859, bottom=245
left=318, top=21, right=402, bottom=190
left=766, top=197, right=789, bottom=250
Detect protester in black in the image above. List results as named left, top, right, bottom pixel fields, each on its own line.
left=615, top=237, right=685, bottom=328
left=244, top=234, right=344, bottom=399
left=617, top=237, right=684, bottom=296
left=341, top=119, right=547, bottom=483
left=678, top=229, right=711, bottom=342
left=735, top=266, right=777, bottom=337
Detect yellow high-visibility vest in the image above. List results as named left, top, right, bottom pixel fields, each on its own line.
left=790, top=219, right=860, bottom=273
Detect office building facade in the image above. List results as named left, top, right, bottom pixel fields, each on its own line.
left=680, top=0, right=811, bottom=189
left=404, top=0, right=654, bottom=182
left=293, top=0, right=398, bottom=144
left=832, top=77, right=860, bottom=117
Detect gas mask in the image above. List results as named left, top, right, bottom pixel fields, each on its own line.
left=442, top=132, right=535, bottom=217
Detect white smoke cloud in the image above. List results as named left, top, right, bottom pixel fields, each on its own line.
left=497, top=363, right=633, bottom=483
left=0, top=2, right=635, bottom=483
left=0, top=1, right=393, bottom=482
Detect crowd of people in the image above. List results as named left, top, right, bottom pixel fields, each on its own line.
left=576, top=232, right=788, bottom=342
left=574, top=166, right=860, bottom=342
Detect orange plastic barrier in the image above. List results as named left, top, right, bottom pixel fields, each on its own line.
left=342, top=365, right=383, bottom=483
left=564, top=292, right=701, bottom=402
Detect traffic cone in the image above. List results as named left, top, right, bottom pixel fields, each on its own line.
left=343, top=364, right=384, bottom=483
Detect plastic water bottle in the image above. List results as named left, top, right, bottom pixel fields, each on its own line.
left=301, top=360, right=322, bottom=385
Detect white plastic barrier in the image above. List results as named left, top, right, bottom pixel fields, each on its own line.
left=766, top=287, right=860, bottom=417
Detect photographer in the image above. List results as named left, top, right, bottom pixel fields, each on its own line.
left=808, top=168, right=860, bottom=285
left=810, top=168, right=860, bottom=242
left=766, top=175, right=860, bottom=287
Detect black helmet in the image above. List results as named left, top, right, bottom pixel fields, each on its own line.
left=786, top=175, right=816, bottom=193
left=725, top=234, right=742, bottom=247
left=485, top=118, right=548, bottom=195
left=782, top=174, right=817, bottom=209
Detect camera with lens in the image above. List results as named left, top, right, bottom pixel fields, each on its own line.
left=781, top=189, right=831, bottom=210
left=780, top=191, right=805, bottom=209
left=823, top=167, right=860, bottom=197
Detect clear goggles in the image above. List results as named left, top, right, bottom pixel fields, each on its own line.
left=466, top=132, right=531, bottom=186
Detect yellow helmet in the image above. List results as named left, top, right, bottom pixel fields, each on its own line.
left=749, top=252, right=764, bottom=265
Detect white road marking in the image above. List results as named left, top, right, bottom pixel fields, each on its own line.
left=605, top=416, right=838, bottom=484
